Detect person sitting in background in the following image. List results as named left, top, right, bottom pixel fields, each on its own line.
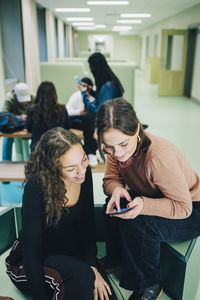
left=26, top=81, right=70, bottom=151
left=2, top=82, right=34, bottom=161
left=5, top=127, right=116, bottom=300
left=78, top=52, right=124, bottom=168
left=66, top=77, right=94, bottom=130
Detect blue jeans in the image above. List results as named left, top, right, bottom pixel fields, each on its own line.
left=2, top=137, right=13, bottom=160
left=103, top=192, right=200, bottom=292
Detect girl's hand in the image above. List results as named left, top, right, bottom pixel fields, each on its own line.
left=114, top=197, right=144, bottom=219
left=78, top=84, right=87, bottom=92
left=106, top=186, right=132, bottom=214
left=91, top=267, right=112, bottom=300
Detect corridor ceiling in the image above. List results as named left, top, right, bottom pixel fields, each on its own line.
left=36, top=0, right=200, bottom=33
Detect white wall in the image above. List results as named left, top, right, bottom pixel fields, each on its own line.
left=139, top=4, right=200, bottom=69
left=78, top=31, right=141, bottom=65
left=191, top=33, right=200, bottom=102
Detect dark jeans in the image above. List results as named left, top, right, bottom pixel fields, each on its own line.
left=103, top=192, right=200, bottom=292
left=70, top=112, right=97, bottom=155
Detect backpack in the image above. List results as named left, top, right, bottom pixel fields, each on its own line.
left=0, top=112, right=25, bottom=133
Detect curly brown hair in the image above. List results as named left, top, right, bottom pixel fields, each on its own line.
left=25, top=127, right=81, bottom=226
left=96, top=98, right=151, bottom=160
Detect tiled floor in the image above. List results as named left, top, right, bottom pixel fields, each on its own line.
left=1, top=69, right=200, bottom=299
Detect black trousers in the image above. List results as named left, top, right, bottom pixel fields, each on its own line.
left=103, top=192, right=200, bottom=292
left=6, top=253, right=95, bottom=300
left=6, top=246, right=117, bottom=300
left=70, top=112, right=97, bottom=155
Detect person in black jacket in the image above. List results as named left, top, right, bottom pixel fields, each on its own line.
left=5, top=127, right=115, bottom=300
left=2, top=82, right=34, bottom=161
left=26, top=81, right=70, bottom=151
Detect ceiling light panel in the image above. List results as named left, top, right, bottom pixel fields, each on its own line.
left=87, top=1, right=129, bottom=5
left=117, top=20, right=142, bottom=24
left=66, top=17, right=94, bottom=21
left=112, top=26, right=132, bottom=31
left=77, top=27, right=96, bottom=30
left=120, top=13, right=151, bottom=18
left=55, top=8, right=90, bottom=12
left=72, top=22, right=95, bottom=26
left=95, top=25, right=106, bottom=28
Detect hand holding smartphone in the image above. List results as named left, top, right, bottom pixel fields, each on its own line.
left=74, top=75, right=83, bottom=86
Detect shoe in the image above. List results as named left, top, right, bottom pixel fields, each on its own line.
left=88, top=154, right=98, bottom=168
left=129, top=284, right=163, bottom=300
left=98, top=256, right=121, bottom=274
left=128, top=291, right=143, bottom=300
left=141, top=284, right=163, bottom=300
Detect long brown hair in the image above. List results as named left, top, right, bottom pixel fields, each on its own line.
left=96, top=98, right=151, bottom=160
left=32, top=81, right=65, bottom=127
left=25, top=127, right=81, bottom=226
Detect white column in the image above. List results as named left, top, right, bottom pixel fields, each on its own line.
left=58, top=19, right=64, bottom=58
left=65, top=24, right=69, bottom=57
left=0, top=24, right=5, bottom=109
left=67, top=25, right=74, bottom=57
left=21, top=0, right=40, bottom=95
left=140, top=36, right=146, bottom=70
left=45, top=8, right=56, bottom=62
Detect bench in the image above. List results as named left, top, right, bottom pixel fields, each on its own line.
left=0, top=130, right=31, bottom=162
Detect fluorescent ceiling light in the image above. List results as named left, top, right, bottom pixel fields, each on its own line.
left=66, top=17, right=94, bottom=21
left=87, top=1, right=129, bottom=5
left=117, top=20, right=142, bottom=24
left=55, top=8, right=90, bottom=12
left=112, top=26, right=132, bottom=31
left=72, top=22, right=95, bottom=26
left=120, top=13, right=151, bottom=18
left=77, top=27, right=96, bottom=30
left=95, top=24, right=106, bottom=28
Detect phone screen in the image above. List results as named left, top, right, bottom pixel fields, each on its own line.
left=74, top=76, right=83, bottom=86
left=108, top=207, right=132, bottom=215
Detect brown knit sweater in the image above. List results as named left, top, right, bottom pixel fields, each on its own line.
left=103, top=133, right=200, bottom=219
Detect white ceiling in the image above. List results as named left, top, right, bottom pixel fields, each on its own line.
left=36, top=0, right=200, bottom=33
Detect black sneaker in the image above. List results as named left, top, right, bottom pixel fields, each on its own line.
left=98, top=256, right=121, bottom=274
left=128, top=284, right=163, bottom=300
left=128, top=290, right=143, bottom=300
left=141, top=284, right=163, bottom=300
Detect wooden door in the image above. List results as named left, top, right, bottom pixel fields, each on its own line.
left=158, top=29, right=188, bottom=96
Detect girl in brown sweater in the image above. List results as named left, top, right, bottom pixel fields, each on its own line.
left=96, top=98, right=200, bottom=300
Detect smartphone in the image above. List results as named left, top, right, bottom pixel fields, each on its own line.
left=74, top=75, right=83, bottom=86
left=108, top=207, right=132, bottom=215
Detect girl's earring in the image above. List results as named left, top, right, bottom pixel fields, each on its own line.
left=137, top=135, right=141, bottom=143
